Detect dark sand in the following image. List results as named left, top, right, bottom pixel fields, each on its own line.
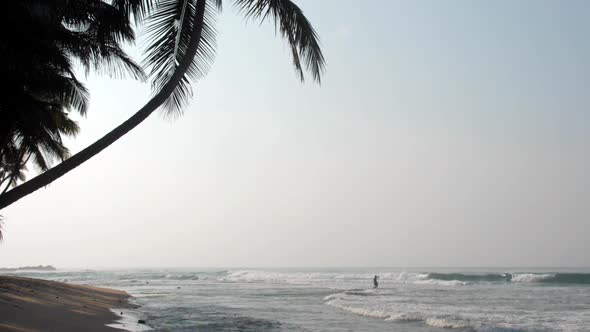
left=0, top=275, right=133, bottom=332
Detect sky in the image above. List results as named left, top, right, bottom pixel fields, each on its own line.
left=1, top=0, right=589, bottom=268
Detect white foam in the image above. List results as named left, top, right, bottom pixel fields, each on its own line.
left=511, top=273, right=554, bottom=283
left=107, top=309, right=153, bottom=331
left=222, top=270, right=427, bottom=286
left=413, top=279, right=468, bottom=286
left=326, top=299, right=468, bottom=328
left=385, top=313, right=422, bottom=322
left=323, top=293, right=342, bottom=301
left=325, top=299, right=391, bottom=319
left=425, top=318, right=468, bottom=329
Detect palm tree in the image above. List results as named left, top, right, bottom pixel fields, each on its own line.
left=0, top=106, right=80, bottom=195
left=0, top=0, right=144, bottom=192
left=0, top=0, right=324, bottom=211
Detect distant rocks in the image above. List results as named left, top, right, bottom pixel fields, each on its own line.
left=0, top=265, right=57, bottom=272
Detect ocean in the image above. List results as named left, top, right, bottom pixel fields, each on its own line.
left=11, top=268, right=590, bottom=331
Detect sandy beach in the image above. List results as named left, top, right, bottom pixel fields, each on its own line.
left=0, top=275, right=133, bottom=332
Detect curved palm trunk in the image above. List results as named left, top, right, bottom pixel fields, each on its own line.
left=0, top=0, right=207, bottom=211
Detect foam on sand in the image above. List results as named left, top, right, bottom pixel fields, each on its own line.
left=107, top=309, right=153, bottom=331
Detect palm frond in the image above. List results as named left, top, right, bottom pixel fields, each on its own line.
left=64, top=74, right=91, bottom=116
left=28, top=71, right=91, bottom=116
left=113, top=0, right=159, bottom=23
left=93, top=44, right=147, bottom=81
left=25, top=143, right=49, bottom=172
left=143, top=0, right=218, bottom=116
left=234, top=0, right=325, bottom=83
left=56, top=5, right=147, bottom=81
left=16, top=168, right=27, bottom=182
left=87, top=1, right=137, bottom=44
left=50, top=108, right=81, bottom=137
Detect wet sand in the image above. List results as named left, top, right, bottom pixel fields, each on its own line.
left=0, top=275, right=133, bottom=332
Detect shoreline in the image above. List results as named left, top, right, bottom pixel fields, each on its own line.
left=0, top=275, right=139, bottom=331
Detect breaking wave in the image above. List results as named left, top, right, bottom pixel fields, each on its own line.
left=221, top=270, right=590, bottom=287
left=425, top=272, right=590, bottom=285
left=325, top=297, right=469, bottom=329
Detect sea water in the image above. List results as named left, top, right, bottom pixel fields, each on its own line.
left=10, top=268, right=590, bottom=331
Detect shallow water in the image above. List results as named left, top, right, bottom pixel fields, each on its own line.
left=11, top=268, right=590, bottom=331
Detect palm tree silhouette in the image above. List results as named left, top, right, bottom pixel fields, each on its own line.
left=0, top=0, right=143, bottom=193
left=0, top=0, right=324, bottom=211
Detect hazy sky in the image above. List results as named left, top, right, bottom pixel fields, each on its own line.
left=1, top=0, right=589, bottom=268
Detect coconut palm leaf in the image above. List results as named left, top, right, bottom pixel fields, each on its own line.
left=19, top=0, right=146, bottom=81
left=113, top=0, right=159, bottom=22
left=234, top=0, right=325, bottom=83
left=143, top=0, right=324, bottom=116
left=143, top=0, right=218, bottom=116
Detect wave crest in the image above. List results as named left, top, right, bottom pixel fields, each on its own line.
left=424, top=272, right=590, bottom=285
left=425, top=318, right=468, bottom=329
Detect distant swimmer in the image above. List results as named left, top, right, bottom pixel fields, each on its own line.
left=373, top=275, right=379, bottom=288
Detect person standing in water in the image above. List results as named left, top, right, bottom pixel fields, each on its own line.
left=373, top=275, right=379, bottom=288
